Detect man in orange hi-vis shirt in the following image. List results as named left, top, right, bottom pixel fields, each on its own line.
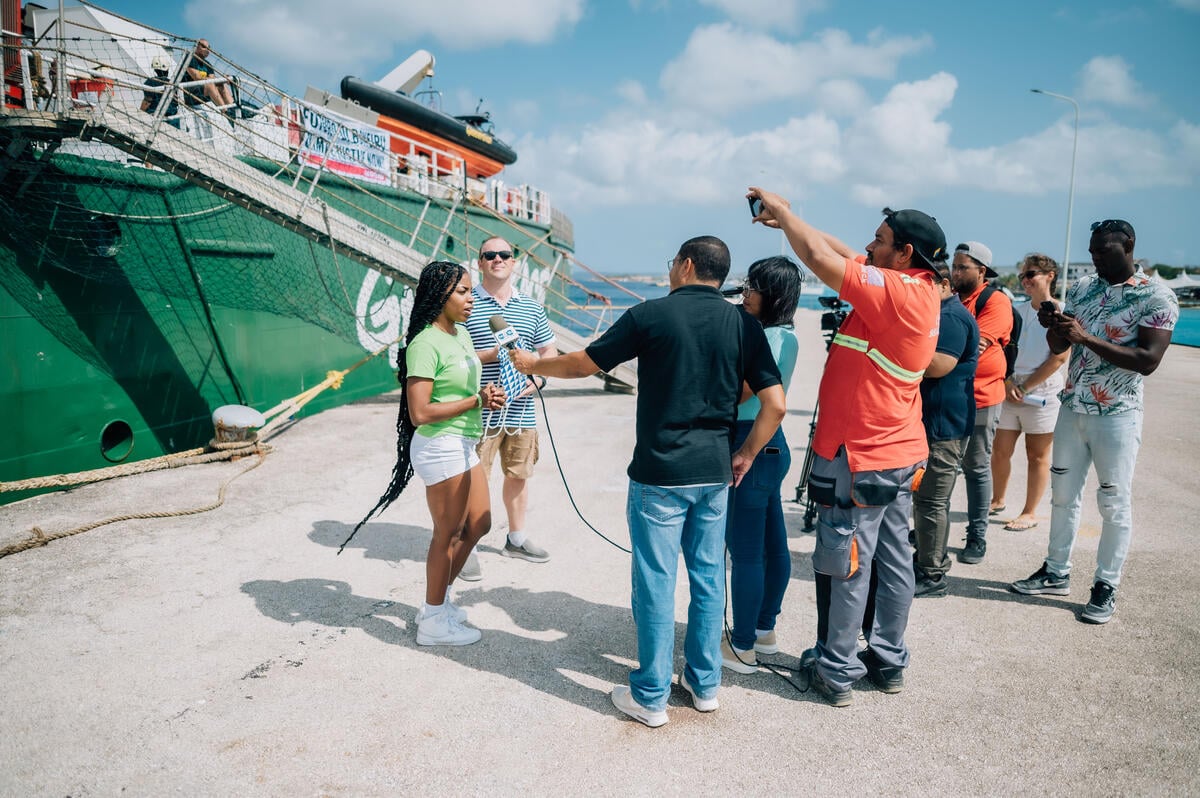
left=748, top=188, right=941, bottom=708
left=952, top=241, right=1013, bottom=566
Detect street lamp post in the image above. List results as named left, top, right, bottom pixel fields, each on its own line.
left=1031, top=88, right=1079, bottom=301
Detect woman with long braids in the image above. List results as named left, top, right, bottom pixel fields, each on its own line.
left=350, top=261, right=505, bottom=646
left=721, top=256, right=802, bottom=674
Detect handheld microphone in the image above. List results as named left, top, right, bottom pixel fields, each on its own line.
left=720, top=286, right=744, bottom=297
left=486, top=315, right=530, bottom=408
left=489, top=315, right=521, bottom=349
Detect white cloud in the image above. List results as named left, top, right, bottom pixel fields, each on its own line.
left=615, top=80, right=648, bottom=106
left=813, top=79, right=870, bottom=116
left=513, top=70, right=1199, bottom=217
left=696, top=0, right=827, bottom=33
left=184, top=0, right=585, bottom=80
left=658, top=24, right=930, bottom=116
left=1169, top=0, right=1200, bottom=10
left=1078, top=56, right=1151, bottom=108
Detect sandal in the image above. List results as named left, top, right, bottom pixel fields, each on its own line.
left=1004, top=518, right=1038, bottom=531
left=988, top=504, right=1006, bottom=516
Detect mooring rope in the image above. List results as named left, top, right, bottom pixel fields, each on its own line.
left=0, top=445, right=267, bottom=559
left=0, top=342, right=395, bottom=559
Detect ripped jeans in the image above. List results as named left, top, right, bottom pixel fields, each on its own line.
left=1045, top=407, right=1142, bottom=587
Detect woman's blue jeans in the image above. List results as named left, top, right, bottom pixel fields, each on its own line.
left=725, top=421, right=792, bottom=651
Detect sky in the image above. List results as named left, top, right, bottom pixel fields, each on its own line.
left=88, top=0, right=1200, bottom=274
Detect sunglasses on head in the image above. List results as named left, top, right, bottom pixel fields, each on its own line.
left=1090, top=219, right=1134, bottom=239
left=481, top=250, right=513, bottom=261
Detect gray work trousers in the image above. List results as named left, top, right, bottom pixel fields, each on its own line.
left=808, top=448, right=923, bottom=692
left=912, top=435, right=970, bottom=578
left=962, top=402, right=1002, bottom=541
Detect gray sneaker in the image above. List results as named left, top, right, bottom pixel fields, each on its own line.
left=805, top=664, right=852, bottom=708
left=1080, top=581, right=1117, bottom=624
left=1010, top=563, right=1070, bottom=596
left=501, top=538, right=550, bottom=563
left=958, top=537, right=986, bottom=564
left=458, top=550, right=482, bottom=582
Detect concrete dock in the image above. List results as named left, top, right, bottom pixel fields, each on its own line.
left=2, top=309, right=1198, bottom=796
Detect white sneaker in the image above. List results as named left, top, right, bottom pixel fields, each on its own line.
left=416, top=611, right=480, bottom=646
left=610, top=685, right=668, bottom=727
left=680, top=674, right=719, bottom=712
left=415, top=600, right=467, bottom=625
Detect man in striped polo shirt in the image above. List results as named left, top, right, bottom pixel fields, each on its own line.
left=462, top=236, right=558, bottom=578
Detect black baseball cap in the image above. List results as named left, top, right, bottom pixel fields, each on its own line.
left=882, top=208, right=947, bottom=273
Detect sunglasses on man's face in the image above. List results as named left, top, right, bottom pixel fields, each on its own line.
left=1090, top=219, right=1134, bottom=239
left=1020, top=271, right=1046, bottom=280
left=481, top=250, right=513, bottom=261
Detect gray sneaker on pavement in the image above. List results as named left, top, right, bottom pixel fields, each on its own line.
left=958, top=537, right=986, bottom=564
left=804, top=664, right=852, bottom=708
left=458, top=550, right=483, bottom=582
left=1010, top=563, right=1070, bottom=596
left=501, top=538, right=550, bottom=563
left=1080, top=581, right=1117, bottom=624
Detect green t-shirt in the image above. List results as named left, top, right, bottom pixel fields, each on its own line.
left=406, top=324, right=483, bottom=439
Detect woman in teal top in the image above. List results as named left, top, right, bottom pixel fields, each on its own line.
left=721, top=256, right=801, bottom=674
left=349, top=261, right=504, bottom=647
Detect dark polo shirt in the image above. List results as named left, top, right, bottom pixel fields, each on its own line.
left=921, top=295, right=979, bottom=441
left=586, top=284, right=781, bottom=486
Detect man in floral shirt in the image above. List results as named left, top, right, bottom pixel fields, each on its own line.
left=1010, top=219, right=1178, bottom=624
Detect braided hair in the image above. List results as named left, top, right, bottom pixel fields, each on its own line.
left=340, top=261, right=467, bottom=552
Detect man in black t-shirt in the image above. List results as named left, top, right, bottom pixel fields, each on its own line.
left=184, top=39, right=234, bottom=111
left=512, top=236, right=785, bottom=727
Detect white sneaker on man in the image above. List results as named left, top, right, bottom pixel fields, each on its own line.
left=610, top=685, right=668, bottom=727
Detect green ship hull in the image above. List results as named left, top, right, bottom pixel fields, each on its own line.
left=0, top=148, right=573, bottom=503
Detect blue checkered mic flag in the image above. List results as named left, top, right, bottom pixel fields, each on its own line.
left=488, top=315, right=532, bottom=404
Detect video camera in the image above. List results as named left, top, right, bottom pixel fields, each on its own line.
left=818, top=295, right=849, bottom=350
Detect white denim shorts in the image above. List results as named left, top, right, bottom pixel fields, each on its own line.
left=997, top=395, right=1061, bottom=435
left=409, top=432, right=480, bottom=485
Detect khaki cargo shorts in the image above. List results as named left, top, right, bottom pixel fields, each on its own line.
left=476, top=428, right=539, bottom=479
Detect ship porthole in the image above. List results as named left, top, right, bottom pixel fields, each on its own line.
left=100, top=420, right=134, bottom=463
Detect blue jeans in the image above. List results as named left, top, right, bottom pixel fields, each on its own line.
left=627, top=480, right=729, bottom=711
left=726, top=421, right=791, bottom=651
left=1045, top=407, right=1142, bottom=587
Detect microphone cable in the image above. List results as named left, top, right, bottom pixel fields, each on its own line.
left=531, top=381, right=631, bottom=554
left=534, top=378, right=813, bottom=695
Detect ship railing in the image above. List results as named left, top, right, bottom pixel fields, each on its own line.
left=3, top=19, right=539, bottom=225
left=2, top=7, right=644, bottom=344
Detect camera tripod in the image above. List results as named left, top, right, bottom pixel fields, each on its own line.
left=791, top=296, right=849, bottom=531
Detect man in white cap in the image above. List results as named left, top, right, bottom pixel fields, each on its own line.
left=951, top=241, right=1013, bottom=565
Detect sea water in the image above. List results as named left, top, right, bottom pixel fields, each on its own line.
left=567, top=276, right=1200, bottom=348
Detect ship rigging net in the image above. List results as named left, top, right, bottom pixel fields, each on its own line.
left=0, top=3, right=641, bottom=382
